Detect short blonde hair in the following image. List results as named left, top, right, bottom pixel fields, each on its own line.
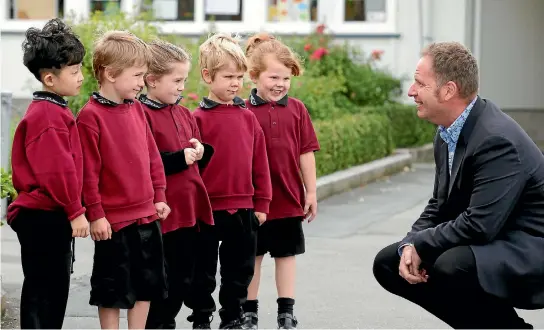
left=198, top=33, right=247, bottom=81
left=147, top=38, right=191, bottom=77
left=92, top=30, right=151, bottom=82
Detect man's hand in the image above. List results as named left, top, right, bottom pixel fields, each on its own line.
left=90, top=217, right=112, bottom=241
left=184, top=148, right=197, bottom=165
left=189, top=138, right=204, bottom=160
left=399, top=245, right=428, bottom=284
left=71, top=213, right=90, bottom=238
left=304, top=192, right=317, bottom=222
left=255, top=212, right=266, bottom=225
left=155, top=202, right=171, bottom=220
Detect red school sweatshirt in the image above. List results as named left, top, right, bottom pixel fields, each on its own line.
left=139, top=94, right=214, bottom=233
left=7, top=91, right=86, bottom=223
left=76, top=93, right=167, bottom=225
left=192, top=97, right=272, bottom=213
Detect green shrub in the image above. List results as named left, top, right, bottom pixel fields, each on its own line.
left=1, top=168, right=16, bottom=201
left=314, top=113, right=393, bottom=177
left=364, top=103, right=437, bottom=148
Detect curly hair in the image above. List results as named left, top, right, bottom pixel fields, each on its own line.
left=22, top=18, right=85, bottom=82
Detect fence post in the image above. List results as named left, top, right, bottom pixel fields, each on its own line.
left=1, top=92, right=13, bottom=221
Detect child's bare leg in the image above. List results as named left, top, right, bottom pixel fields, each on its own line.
left=127, top=301, right=150, bottom=329
left=247, top=255, right=264, bottom=299
left=275, top=256, right=298, bottom=328
left=275, top=256, right=296, bottom=298
left=98, top=307, right=120, bottom=330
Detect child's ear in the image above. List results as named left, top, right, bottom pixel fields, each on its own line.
left=42, top=72, right=55, bottom=88
left=104, top=67, right=116, bottom=83
left=249, top=70, right=259, bottom=84
left=146, top=74, right=158, bottom=88
left=201, top=69, right=212, bottom=84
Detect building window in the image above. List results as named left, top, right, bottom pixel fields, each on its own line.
left=204, top=0, right=242, bottom=21
left=90, top=0, right=121, bottom=15
left=9, top=0, right=63, bottom=19
left=142, top=0, right=194, bottom=21
left=268, top=0, right=317, bottom=22
left=344, top=0, right=386, bottom=22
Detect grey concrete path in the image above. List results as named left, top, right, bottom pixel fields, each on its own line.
left=2, top=163, right=543, bottom=329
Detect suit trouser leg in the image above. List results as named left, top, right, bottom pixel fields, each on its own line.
left=373, top=242, right=530, bottom=329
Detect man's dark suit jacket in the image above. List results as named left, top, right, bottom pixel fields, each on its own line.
left=400, top=96, right=544, bottom=309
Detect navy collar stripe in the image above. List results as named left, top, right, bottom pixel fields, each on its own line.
left=249, top=88, right=288, bottom=106
left=32, top=91, right=67, bottom=107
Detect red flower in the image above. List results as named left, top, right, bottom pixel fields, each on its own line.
left=304, top=43, right=312, bottom=51
left=187, top=93, right=198, bottom=100
left=316, top=24, right=326, bottom=34
left=310, top=47, right=329, bottom=60
left=371, top=49, right=384, bottom=60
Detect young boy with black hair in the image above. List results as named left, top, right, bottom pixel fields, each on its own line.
left=8, top=18, right=89, bottom=329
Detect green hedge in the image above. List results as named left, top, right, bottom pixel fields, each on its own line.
left=362, top=103, right=437, bottom=148
left=314, top=112, right=393, bottom=177
left=314, top=104, right=436, bottom=177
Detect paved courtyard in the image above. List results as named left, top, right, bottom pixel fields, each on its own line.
left=2, top=163, right=543, bottom=329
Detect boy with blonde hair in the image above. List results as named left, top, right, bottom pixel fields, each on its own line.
left=76, top=30, right=170, bottom=329
left=185, top=33, right=272, bottom=329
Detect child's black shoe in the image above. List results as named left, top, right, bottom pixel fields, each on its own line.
left=187, top=313, right=213, bottom=329
left=277, top=313, right=298, bottom=329
left=219, top=318, right=242, bottom=329
left=241, top=312, right=258, bottom=329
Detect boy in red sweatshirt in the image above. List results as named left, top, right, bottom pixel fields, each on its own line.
left=7, top=18, right=89, bottom=329
left=186, top=33, right=273, bottom=329
left=76, top=31, right=170, bottom=330
left=139, top=39, right=215, bottom=329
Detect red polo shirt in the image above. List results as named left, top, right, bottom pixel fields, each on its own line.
left=246, top=89, right=320, bottom=220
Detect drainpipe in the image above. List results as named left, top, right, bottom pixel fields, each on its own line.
left=418, top=0, right=434, bottom=51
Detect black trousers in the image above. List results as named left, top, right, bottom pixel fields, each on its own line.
left=11, top=209, right=73, bottom=329
left=372, top=242, right=532, bottom=329
left=145, top=225, right=198, bottom=329
left=186, top=209, right=259, bottom=323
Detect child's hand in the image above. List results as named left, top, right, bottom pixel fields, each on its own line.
left=155, top=202, right=171, bottom=220
left=189, top=138, right=204, bottom=160
left=90, top=217, right=112, bottom=241
left=255, top=212, right=266, bottom=225
left=304, top=192, right=317, bottom=222
left=184, top=148, right=197, bottom=165
left=71, top=213, right=90, bottom=238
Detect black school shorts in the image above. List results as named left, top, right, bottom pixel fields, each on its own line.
left=256, top=217, right=305, bottom=258
left=89, top=221, right=167, bottom=309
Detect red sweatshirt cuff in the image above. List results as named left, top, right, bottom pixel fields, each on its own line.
left=253, top=198, right=271, bottom=214
left=65, top=200, right=86, bottom=221
left=86, top=203, right=106, bottom=222
left=154, top=189, right=166, bottom=204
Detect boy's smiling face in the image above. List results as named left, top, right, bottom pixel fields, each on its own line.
left=105, top=64, right=147, bottom=102
left=202, top=60, right=245, bottom=104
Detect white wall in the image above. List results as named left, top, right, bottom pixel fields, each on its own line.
left=478, top=0, right=544, bottom=109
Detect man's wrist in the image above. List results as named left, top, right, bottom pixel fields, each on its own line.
left=398, top=243, right=413, bottom=256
